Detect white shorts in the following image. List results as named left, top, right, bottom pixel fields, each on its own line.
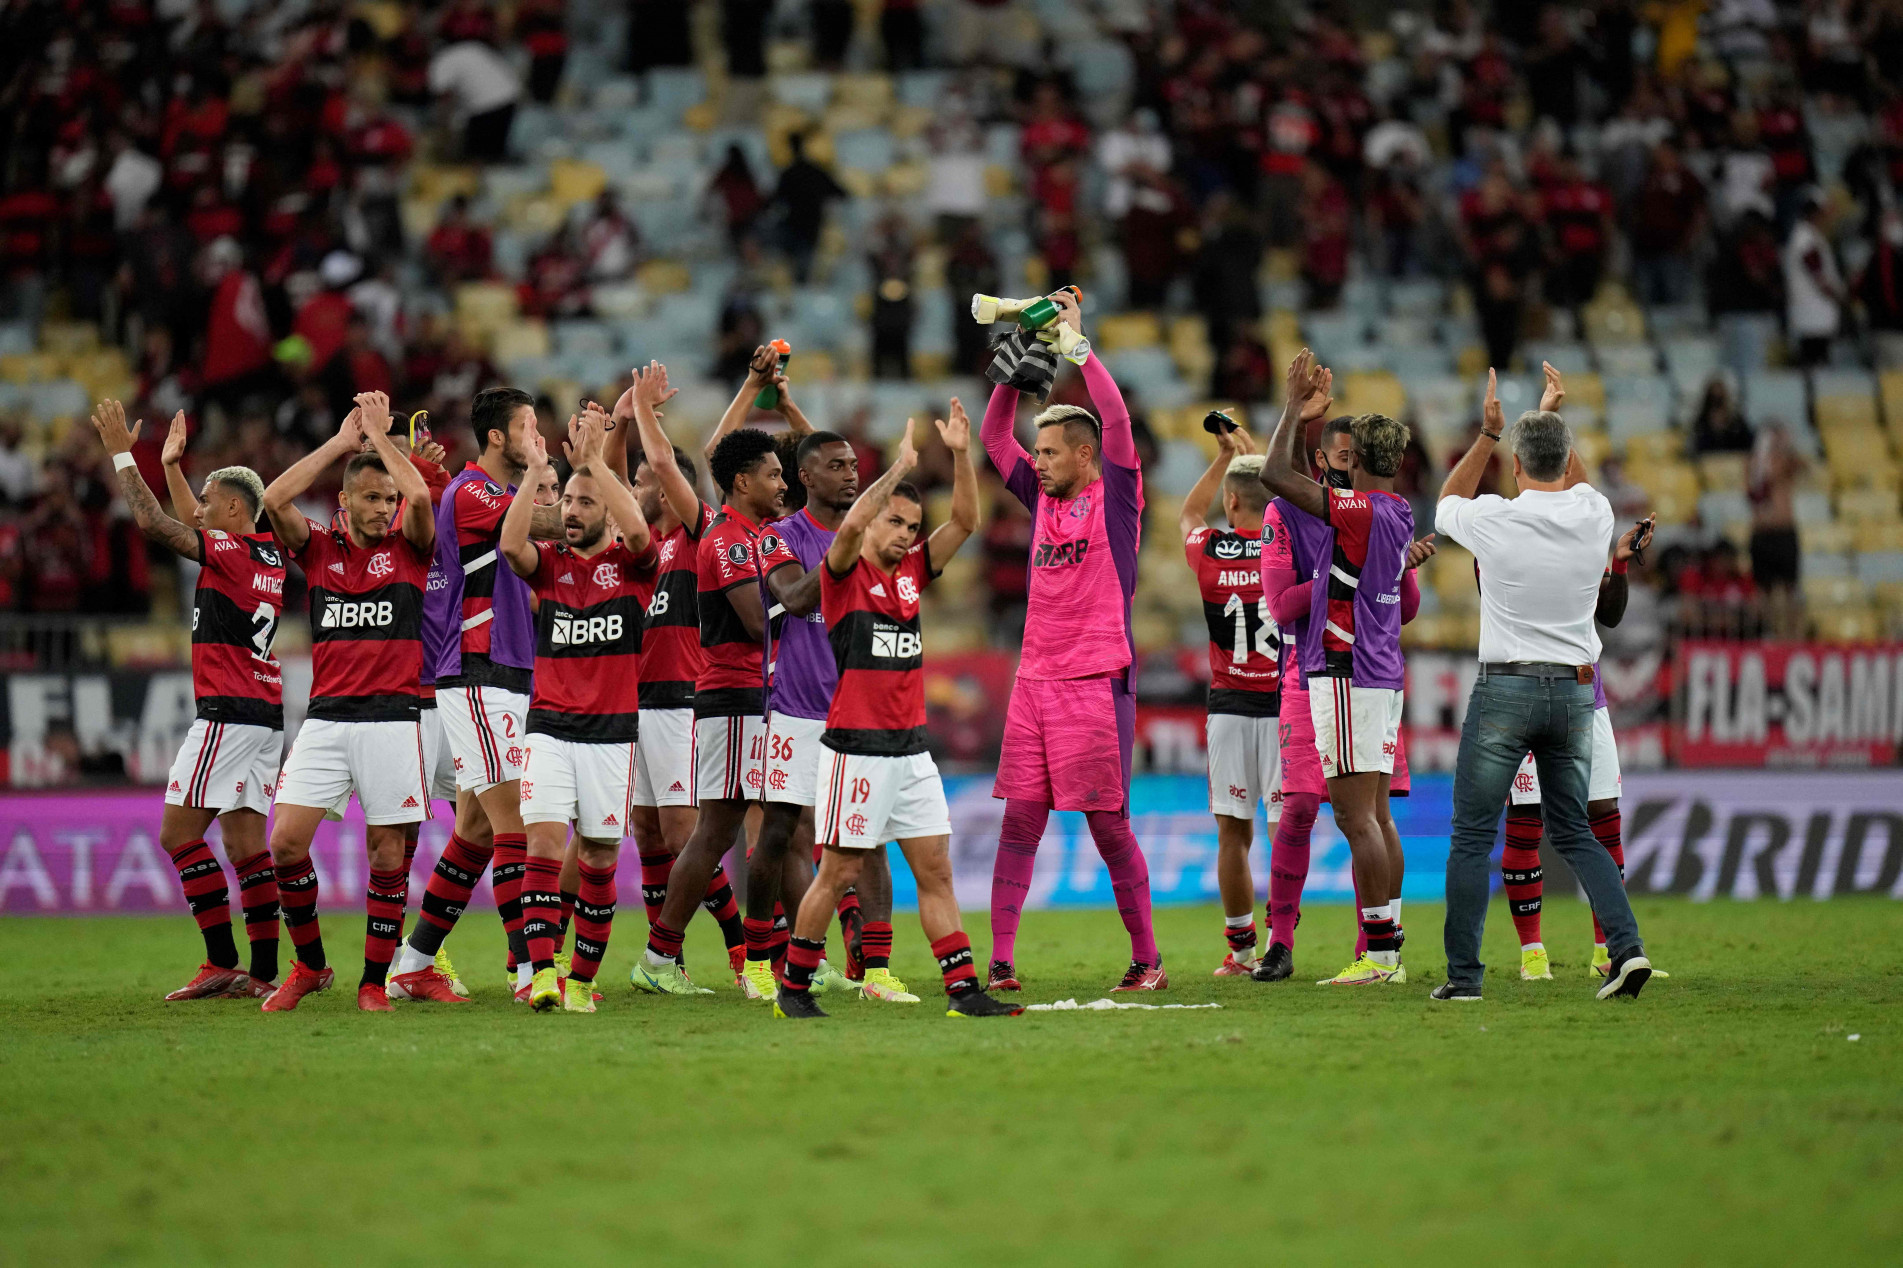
left=764, top=712, right=826, bottom=806
left=695, top=713, right=769, bottom=802
left=631, top=707, right=696, bottom=808
left=815, top=746, right=951, bottom=850
left=420, top=704, right=458, bottom=802
left=521, top=734, right=637, bottom=839
left=1309, top=678, right=1403, bottom=779
left=275, top=718, right=430, bottom=825
left=437, top=685, right=529, bottom=793
left=1206, top=713, right=1283, bottom=821
left=1510, top=709, right=1623, bottom=805
left=164, top=720, right=281, bottom=816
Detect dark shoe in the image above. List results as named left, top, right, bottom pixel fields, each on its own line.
left=1595, top=950, right=1651, bottom=1001
left=1430, top=981, right=1483, bottom=1002
left=772, top=988, right=829, bottom=1019
left=945, top=989, right=1024, bottom=1018
left=986, top=960, right=1021, bottom=992
left=1250, top=942, right=1294, bottom=982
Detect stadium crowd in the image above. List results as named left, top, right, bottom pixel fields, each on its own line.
left=2, top=0, right=1902, bottom=668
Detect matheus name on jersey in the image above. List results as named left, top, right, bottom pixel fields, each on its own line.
left=191, top=529, right=288, bottom=728
left=525, top=540, right=657, bottom=742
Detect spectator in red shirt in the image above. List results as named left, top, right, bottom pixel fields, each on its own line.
left=1629, top=140, right=1708, bottom=305
left=425, top=195, right=494, bottom=284
left=1539, top=153, right=1614, bottom=309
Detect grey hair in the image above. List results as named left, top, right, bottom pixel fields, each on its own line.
left=1511, top=410, right=1571, bottom=482
left=205, top=465, right=265, bottom=521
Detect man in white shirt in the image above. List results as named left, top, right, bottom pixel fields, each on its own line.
left=1783, top=189, right=1843, bottom=366
left=1430, top=369, right=1652, bottom=1003
left=428, top=40, right=521, bottom=162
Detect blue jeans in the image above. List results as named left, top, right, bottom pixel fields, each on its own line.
left=1445, top=673, right=1643, bottom=987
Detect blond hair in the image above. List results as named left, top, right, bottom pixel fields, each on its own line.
left=1350, top=414, right=1410, bottom=478
left=205, top=465, right=265, bottom=521
left=1223, top=454, right=1268, bottom=512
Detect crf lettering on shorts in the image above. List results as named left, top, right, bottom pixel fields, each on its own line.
left=551, top=613, right=624, bottom=646
left=1032, top=538, right=1090, bottom=568
left=321, top=599, right=395, bottom=628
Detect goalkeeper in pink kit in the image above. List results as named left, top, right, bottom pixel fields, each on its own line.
left=981, top=290, right=1164, bottom=992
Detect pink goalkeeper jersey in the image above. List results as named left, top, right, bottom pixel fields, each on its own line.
left=982, top=354, right=1144, bottom=684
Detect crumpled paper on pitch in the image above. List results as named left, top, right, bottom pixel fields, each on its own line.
left=1024, top=998, right=1223, bottom=1011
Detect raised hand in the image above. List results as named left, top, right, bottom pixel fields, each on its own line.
left=569, top=405, right=609, bottom=470
left=895, top=418, right=919, bottom=472
left=936, top=397, right=971, bottom=454
left=1483, top=368, right=1505, bottom=437
left=161, top=411, right=189, bottom=467
left=1232, top=427, right=1257, bottom=455
left=1285, top=348, right=1319, bottom=408
left=1540, top=360, right=1565, bottom=414
left=417, top=439, right=447, bottom=465
left=355, top=391, right=393, bottom=435
left=1299, top=366, right=1335, bottom=423
left=1406, top=533, right=1438, bottom=570
left=1053, top=287, right=1083, bottom=335
left=633, top=360, right=678, bottom=410
left=525, top=427, right=553, bottom=477
left=746, top=344, right=776, bottom=384
left=90, top=398, right=139, bottom=455
left=1615, top=516, right=1655, bottom=562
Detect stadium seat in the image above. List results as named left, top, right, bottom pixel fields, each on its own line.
left=1794, top=490, right=1836, bottom=525
left=1855, top=552, right=1903, bottom=583
left=1594, top=342, right=1659, bottom=377
left=1802, top=520, right=1854, bottom=554
left=1802, top=551, right=1853, bottom=579
left=1837, top=488, right=1901, bottom=523
left=645, top=68, right=707, bottom=120
left=1583, top=298, right=1646, bottom=345
left=1811, top=604, right=1880, bottom=643
left=1698, top=452, right=1748, bottom=490
left=1743, top=370, right=1808, bottom=429
left=1094, top=312, right=1163, bottom=352
left=1699, top=490, right=1752, bottom=527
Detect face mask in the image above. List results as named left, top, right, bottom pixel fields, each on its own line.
left=1325, top=466, right=1354, bottom=489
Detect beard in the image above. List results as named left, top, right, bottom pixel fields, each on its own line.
left=567, top=519, right=607, bottom=551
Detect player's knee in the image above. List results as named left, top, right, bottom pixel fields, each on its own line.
left=577, top=838, right=619, bottom=869
left=268, top=828, right=308, bottom=867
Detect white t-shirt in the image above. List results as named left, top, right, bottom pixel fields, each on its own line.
left=428, top=42, right=520, bottom=116
left=1784, top=218, right=1843, bottom=338
left=1435, top=485, right=1615, bottom=666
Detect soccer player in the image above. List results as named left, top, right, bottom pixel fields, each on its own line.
left=90, top=403, right=286, bottom=1000
left=629, top=364, right=816, bottom=994
left=258, top=393, right=436, bottom=1011
left=1256, top=408, right=1431, bottom=981
left=387, top=386, right=562, bottom=1002
left=1178, top=428, right=1283, bottom=976
left=498, top=408, right=654, bottom=1011
left=776, top=414, right=1020, bottom=1019
left=1260, top=351, right=1416, bottom=986
left=981, top=290, right=1162, bottom=993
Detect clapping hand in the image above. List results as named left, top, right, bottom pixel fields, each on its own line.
left=936, top=398, right=971, bottom=454
left=1407, top=533, right=1438, bottom=570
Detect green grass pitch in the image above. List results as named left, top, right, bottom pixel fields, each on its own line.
left=3, top=898, right=1898, bottom=1266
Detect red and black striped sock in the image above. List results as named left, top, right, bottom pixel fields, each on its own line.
left=742, top=916, right=775, bottom=963
left=408, top=832, right=494, bottom=957
left=558, top=888, right=578, bottom=945
left=638, top=851, right=674, bottom=925
left=233, top=852, right=279, bottom=983
left=1589, top=807, right=1625, bottom=945
left=521, top=856, right=564, bottom=972
left=1502, top=807, right=1545, bottom=948
left=932, top=931, right=980, bottom=997
left=277, top=856, right=325, bottom=971
left=860, top=921, right=893, bottom=971
left=1360, top=905, right=1401, bottom=954
left=769, top=906, right=790, bottom=976
left=362, top=866, right=407, bottom=987
left=782, top=935, right=825, bottom=994
left=1224, top=915, right=1259, bottom=956
left=167, top=839, right=238, bottom=968
left=836, top=888, right=862, bottom=928
left=570, top=861, right=616, bottom=983
left=396, top=833, right=418, bottom=939
left=701, top=864, right=746, bottom=951
left=646, top=917, right=685, bottom=964
left=491, top=834, right=530, bottom=970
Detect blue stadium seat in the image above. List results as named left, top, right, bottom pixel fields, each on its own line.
left=1743, top=369, right=1808, bottom=428
left=1856, top=552, right=1903, bottom=583
left=1604, top=376, right=1674, bottom=441
left=833, top=129, right=896, bottom=173
left=644, top=68, right=707, bottom=121
left=553, top=320, right=615, bottom=359
left=896, top=70, right=951, bottom=109
left=1384, top=278, right=1446, bottom=317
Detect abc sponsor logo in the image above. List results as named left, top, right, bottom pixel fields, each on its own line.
left=551, top=612, right=624, bottom=646
left=321, top=599, right=394, bottom=628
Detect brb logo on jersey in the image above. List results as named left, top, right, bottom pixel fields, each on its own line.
left=870, top=622, right=922, bottom=659
left=1032, top=538, right=1090, bottom=568
left=321, top=599, right=395, bottom=628
left=366, top=551, right=395, bottom=579
left=592, top=562, right=620, bottom=588
left=551, top=612, right=624, bottom=646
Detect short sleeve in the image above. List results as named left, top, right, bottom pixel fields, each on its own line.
left=526, top=541, right=559, bottom=593
left=454, top=478, right=511, bottom=536
left=1323, top=486, right=1370, bottom=533
left=682, top=500, right=715, bottom=542
left=1434, top=493, right=1499, bottom=551
left=706, top=527, right=756, bottom=590
left=291, top=519, right=330, bottom=566
left=757, top=527, right=798, bottom=575
left=911, top=542, right=937, bottom=586
left=1183, top=525, right=1210, bottom=569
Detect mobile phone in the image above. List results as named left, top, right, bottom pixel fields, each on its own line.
left=1202, top=409, right=1239, bottom=436
left=1631, top=515, right=1655, bottom=565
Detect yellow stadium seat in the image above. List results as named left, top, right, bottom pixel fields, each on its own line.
left=38, top=322, right=98, bottom=356
left=1837, top=487, right=1902, bottom=523
left=489, top=320, right=549, bottom=364
left=1630, top=461, right=1700, bottom=523
left=1801, top=520, right=1854, bottom=554
left=0, top=353, right=56, bottom=383
left=408, top=164, right=480, bottom=207
left=1572, top=428, right=1611, bottom=474
left=1264, top=309, right=1302, bottom=346
left=1815, top=392, right=1879, bottom=430
left=1854, top=520, right=1903, bottom=552
left=454, top=282, right=517, bottom=327
left=1803, top=575, right=1861, bottom=607
left=833, top=73, right=895, bottom=113
left=1336, top=371, right=1407, bottom=421
left=1094, top=313, right=1163, bottom=353
left=548, top=159, right=607, bottom=209
left=635, top=259, right=692, bottom=294
left=1583, top=300, right=1646, bottom=345
left=1881, top=369, right=1903, bottom=426
left=1811, top=604, right=1880, bottom=644
left=1625, top=432, right=1687, bottom=464
left=882, top=162, right=929, bottom=198
left=1697, top=452, right=1749, bottom=491
left=1566, top=371, right=1607, bottom=412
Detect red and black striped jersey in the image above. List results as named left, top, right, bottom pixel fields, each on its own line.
left=634, top=500, right=714, bottom=709
left=294, top=519, right=431, bottom=721
left=524, top=539, right=657, bottom=742
left=1184, top=524, right=1279, bottom=717
left=191, top=529, right=287, bottom=728
left=695, top=504, right=797, bottom=717
left=820, top=542, right=937, bottom=756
